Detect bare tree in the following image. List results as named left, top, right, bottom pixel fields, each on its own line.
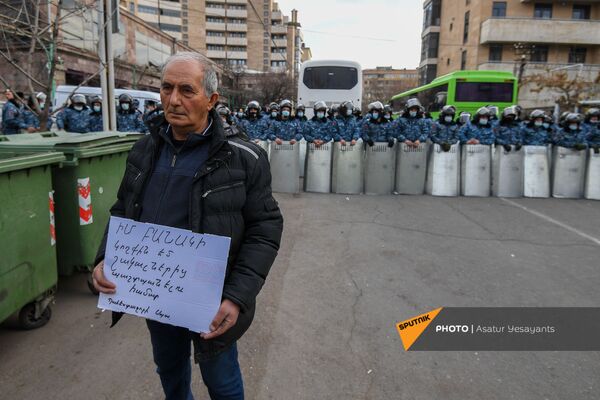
left=522, top=69, right=600, bottom=111
left=254, top=72, right=294, bottom=107
left=0, top=0, right=102, bottom=130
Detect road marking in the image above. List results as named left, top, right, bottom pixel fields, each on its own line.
left=500, top=198, right=600, bottom=247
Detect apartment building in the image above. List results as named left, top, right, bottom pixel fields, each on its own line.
left=127, top=0, right=309, bottom=74
left=419, top=0, right=600, bottom=107
left=362, top=67, right=419, bottom=107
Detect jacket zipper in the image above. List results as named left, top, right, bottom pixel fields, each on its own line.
left=201, top=181, right=244, bottom=198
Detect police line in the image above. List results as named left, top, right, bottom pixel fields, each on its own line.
left=257, top=139, right=599, bottom=200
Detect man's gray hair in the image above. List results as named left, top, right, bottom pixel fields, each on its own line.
left=161, top=51, right=219, bottom=97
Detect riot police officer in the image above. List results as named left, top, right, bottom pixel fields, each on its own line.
left=333, top=101, right=360, bottom=146
left=88, top=95, right=103, bottom=132
left=116, top=93, right=147, bottom=133
left=583, top=108, right=599, bottom=153
left=459, top=107, right=496, bottom=145
left=238, top=100, right=267, bottom=142
left=554, top=113, right=588, bottom=150
left=305, top=100, right=333, bottom=147
left=495, top=106, right=522, bottom=151
left=268, top=99, right=303, bottom=145
left=431, top=105, right=460, bottom=151
left=56, top=93, right=91, bottom=133
left=362, top=101, right=392, bottom=147
left=520, top=110, right=552, bottom=146
left=393, top=98, right=430, bottom=148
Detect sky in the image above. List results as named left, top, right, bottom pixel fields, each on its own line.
left=275, top=0, right=423, bottom=70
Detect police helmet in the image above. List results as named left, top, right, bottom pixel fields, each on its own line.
left=313, top=100, right=327, bottom=112
left=586, top=108, right=600, bottom=118
left=565, top=113, right=583, bottom=124
left=502, top=106, right=518, bottom=119
left=369, top=101, right=384, bottom=112
left=216, top=104, right=231, bottom=116
left=71, top=93, right=86, bottom=105
left=475, top=107, right=491, bottom=117
left=247, top=100, right=260, bottom=111
left=269, top=102, right=280, bottom=111
left=406, top=98, right=421, bottom=110
left=118, top=93, right=133, bottom=104
left=529, top=109, right=545, bottom=120
left=90, top=95, right=102, bottom=105
left=279, top=99, right=293, bottom=110
left=296, top=103, right=306, bottom=112
left=441, top=105, right=456, bottom=116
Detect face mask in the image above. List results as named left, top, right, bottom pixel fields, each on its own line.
left=74, top=105, right=83, bottom=111
left=444, top=116, right=453, bottom=123
left=384, top=114, right=391, bottom=120
left=409, top=111, right=417, bottom=118
left=93, top=105, right=101, bottom=113
left=316, top=112, right=325, bottom=119
left=271, top=111, right=278, bottom=118
left=346, top=109, right=352, bottom=116
left=591, top=118, right=599, bottom=124
left=543, top=123, right=550, bottom=129
left=297, top=112, right=304, bottom=118
left=534, top=120, right=543, bottom=127
left=237, top=112, right=243, bottom=118
left=479, top=118, right=488, bottom=125
left=569, top=124, right=578, bottom=131
left=372, top=112, right=379, bottom=119
left=282, top=110, right=290, bottom=118
left=121, top=103, right=130, bottom=111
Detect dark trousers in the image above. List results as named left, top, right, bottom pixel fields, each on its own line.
left=146, top=320, right=244, bottom=400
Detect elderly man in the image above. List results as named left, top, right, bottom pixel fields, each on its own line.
left=92, top=52, right=283, bottom=400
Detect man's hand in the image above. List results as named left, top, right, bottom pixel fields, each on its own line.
left=254, top=139, right=260, bottom=144
left=467, top=139, right=479, bottom=145
left=404, top=140, right=414, bottom=147
left=27, top=127, right=36, bottom=133
left=275, top=138, right=283, bottom=145
left=290, top=139, right=297, bottom=145
left=351, top=139, right=356, bottom=146
left=201, top=299, right=240, bottom=340
left=92, top=260, right=116, bottom=294
left=340, top=139, right=346, bottom=146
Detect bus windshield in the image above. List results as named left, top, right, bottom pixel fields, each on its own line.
left=454, top=82, right=514, bottom=103
left=302, top=66, right=359, bottom=90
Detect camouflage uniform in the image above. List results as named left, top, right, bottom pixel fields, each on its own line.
left=56, top=106, right=91, bottom=133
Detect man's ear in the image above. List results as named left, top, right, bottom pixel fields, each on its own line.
left=208, top=93, right=219, bottom=110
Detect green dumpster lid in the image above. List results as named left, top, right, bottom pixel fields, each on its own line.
left=0, top=151, right=66, bottom=174
left=0, top=131, right=144, bottom=156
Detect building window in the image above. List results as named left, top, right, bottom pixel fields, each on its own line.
left=530, top=45, right=548, bottom=62
left=572, top=5, right=591, bottom=20
left=228, top=18, right=245, bottom=24
left=421, top=32, right=439, bottom=61
left=492, top=2, right=506, bottom=18
left=461, top=50, right=467, bottom=70
left=489, top=44, right=503, bottom=62
left=228, top=46, right=246, bottom=52
left=206, top=17, right=224, bottom=23
left=422, top=0, right=441, bottom=30
left=534, top=3, right=552, bottom=19
left=228, top=59, right=247, bottom=66
left=206, top=2, right=225, bottom=8
left=207, top=31, right=224, bottom=36
left=229, top=5, right=246, bottom=10
left=229, top=32, right=246, bottom=38
left=160, top=9, right=181, bottom=17
left=463, top=11, right=469, bottom=44
left=129, top=2, right=135, bottom=12
left=208, top=45, right=224, bottom=51
left=159, top=23, right=181, bottom=32
left=569, top=47, right=587, bottom=63
left=138, top=5, right=158, bottom=14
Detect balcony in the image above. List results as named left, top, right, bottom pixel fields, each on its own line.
left=226, top=9, right=247, bottom=18
left=227, top=51, right=248, bottom=59
left=207, top=50, right=227, bottom=59
left=206, top=7, right=226, bottom=17
left=206, top=36, right=226, bottom=45
left=226, top=37, right=247, bottom=45
left=227, top=0, right=246, bottom=4
left=270, top=24, right=287, bottom=34
left=272, top=38, right=287, bottom=47
left=227, top=23, right=247, bottom=32
left=206, top=22, right=226, bottom=31
left=271, top=51, right=288, bottom=60
left=271, top=10, right=282, bottom=20
left=480, top=17, right=600, bottom=46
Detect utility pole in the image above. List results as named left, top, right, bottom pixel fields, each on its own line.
left=98, top=0, right=117, bottom=130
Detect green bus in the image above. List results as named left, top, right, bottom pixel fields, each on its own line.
left=390, top=70, right=518, bottom=119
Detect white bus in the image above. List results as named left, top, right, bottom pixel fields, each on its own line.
left=298, top=60, right=362, bottom=119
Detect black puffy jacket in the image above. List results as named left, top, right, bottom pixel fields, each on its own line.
left=95, top=109, right=283, bottom=361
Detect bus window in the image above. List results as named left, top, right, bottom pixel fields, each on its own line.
left=416, top=84, right=448, bottom=113
left=302, top=66, right=358, bottom=90
left=455, top=82, right=514, bottom=103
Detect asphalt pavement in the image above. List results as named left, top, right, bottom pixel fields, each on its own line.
left=1, top=193, right=599, bottom=400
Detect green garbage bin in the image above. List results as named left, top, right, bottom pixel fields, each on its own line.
left=0, top=132, right=143, bottom=292
left=0, top=151, right=66, bottom=329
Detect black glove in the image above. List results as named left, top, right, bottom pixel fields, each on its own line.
left=594, top=146, right=600, bottom=154
left=387, top=138, right=394, bottom=148
left=503, top=144, right=512, bottom=152
left=514, top=144, right=522, bottom=151
left=573, top=143, right=586, bottom=151
left=367, top=139, right=374, bottom=147
left=441, top=142, right=451, bottom=152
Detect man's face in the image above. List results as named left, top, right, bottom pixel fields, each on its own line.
left=5, top=90, right=13, bottom=101
left=160, top=60, right=218, bottom=132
